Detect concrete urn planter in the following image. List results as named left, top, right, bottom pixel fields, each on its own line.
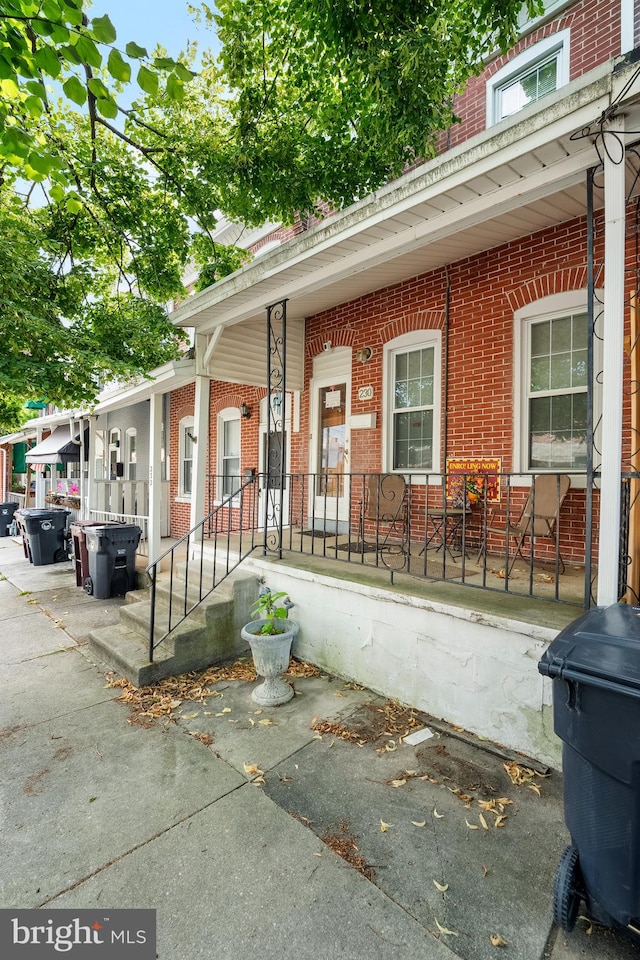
left=241, top=618, right=299, bottom=706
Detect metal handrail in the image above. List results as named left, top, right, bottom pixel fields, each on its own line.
left=146, top=475, right=260, bottom=661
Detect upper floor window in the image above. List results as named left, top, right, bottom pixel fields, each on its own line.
left=487, top=31, right=569, bottom=126
left=516, top=292, right=599, bottom=473
left=385, top=331, right=441, bottom=473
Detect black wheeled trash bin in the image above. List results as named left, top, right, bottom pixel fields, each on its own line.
left=0, top=502, right=18, bottom=537
left=538, top=604, right=640, bottom=944
left=70, top=520, right=115, bottom=588
left=14, top=508, right=70, bottom=565
left=84, top=523, right=141, bottom=599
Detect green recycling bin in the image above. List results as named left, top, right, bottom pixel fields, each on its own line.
left=84, top=524, right=141, bottom=599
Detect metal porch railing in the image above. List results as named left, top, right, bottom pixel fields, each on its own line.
left=147, top=476, right=261, bottom=662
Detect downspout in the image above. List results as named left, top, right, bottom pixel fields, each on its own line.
left=597, top=115, right=626, bottom=606
left=442, top=266, right=451, bottom=470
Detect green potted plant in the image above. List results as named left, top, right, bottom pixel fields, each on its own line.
left=241, top=589, right=299, bottom=705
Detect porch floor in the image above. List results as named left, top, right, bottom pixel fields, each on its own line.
left=199, top=527, right=593, bottom=634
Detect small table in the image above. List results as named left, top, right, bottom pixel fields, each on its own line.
left=423, top=508, right=470, bottom=561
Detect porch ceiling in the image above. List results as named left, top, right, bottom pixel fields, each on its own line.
left=171, top=60, right=640, bottom=338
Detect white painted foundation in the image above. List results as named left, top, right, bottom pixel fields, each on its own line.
left=243, top=557, right=562, bottom=769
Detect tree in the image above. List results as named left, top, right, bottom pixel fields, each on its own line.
left=0, top=1, right=539, bottom=428
left=0, top=1, right=212, bottom=424
left=194, top=0, right=542, bottom=223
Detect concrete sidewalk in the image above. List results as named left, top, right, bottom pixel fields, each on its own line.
left=0, top=536, right=637, bottom=960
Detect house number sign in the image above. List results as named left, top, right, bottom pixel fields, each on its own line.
left=358, top=386, right=374, bottom=401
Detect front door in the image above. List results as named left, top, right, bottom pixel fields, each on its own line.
left=312, top=367, right=351, bottom=530
left=258, top=395, right=290, bottom=529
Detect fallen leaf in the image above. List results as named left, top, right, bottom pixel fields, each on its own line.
left=243, top=762, right=264, bottom=777
left=435, top=918, right=458, bottom=937
left=252, top=775, right=265, bottom=786
left=334, top=690, right=346, bottom=697
left=495, top=815, right=508, bottom=828
left=247, top=718, right=255, bottom=726
left=433, top=808, right=444, bottom=819
left=388, top=779, right=407, bottom=788
left=412, top=820, right=427, bottom=827
left=433, top=879, right=449, bottom=892
left=221, top=707, right=232, bottom=714
left=182, top=712, right=199, bottom=720
left=465, top=819, right=480, bottom=830
left=482, top=865, right=489, bottom=877
left=258, top=718, right=274, bottom=726
left=479, top=813, right=489, bottom=831
left=89, top=796, right=97, bottom=803
left=380, top=820, right=393, bottom=832
left=490, top=934, right=508, bottom=947
left=528, top=783, right=541, bottom=797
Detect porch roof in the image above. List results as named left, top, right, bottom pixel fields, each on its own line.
left=170, top=57, right=640, bottom=335
left=92, top=358, right=196, bottom=414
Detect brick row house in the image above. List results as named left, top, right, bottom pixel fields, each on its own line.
left=4, top=0, right=639, bottom=766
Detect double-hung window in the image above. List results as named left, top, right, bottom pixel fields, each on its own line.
left=487, top=31, right=569, bottom=126
left=179, top=417, right=194, bottom=498
left=218, top=408, right=241, bottom=499
left=386, top=331, right=441, bottom=472
left=517, top=295, right=595, bottom=472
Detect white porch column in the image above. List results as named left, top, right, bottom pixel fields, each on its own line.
left=190, top=334, right=210, bottom=537
left=148, top=393, right=163, bottom=561
left=597, top=115, right=626, bottom=607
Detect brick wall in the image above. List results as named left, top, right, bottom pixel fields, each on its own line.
left=440, top=0, right=621, bottom=151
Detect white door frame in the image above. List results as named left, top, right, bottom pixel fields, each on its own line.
left=309, top=347, right=352, bottom=531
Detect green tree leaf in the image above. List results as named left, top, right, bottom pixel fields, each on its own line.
left=107, top=48, right=131, bottom=83
left=91, top=14, right=117, bottom=45
left=62, top=74, right=86, bottom=105
left=137, top=64, right=158, bottom=96
left=125, top=41, right=149, bottom=59
left=96, top=96, right=118, bottom=119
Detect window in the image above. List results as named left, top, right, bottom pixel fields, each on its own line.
left=179, top=417, right=195, bottom=498
left=487, top=31, right=569, bottom=126
left=385, top=331, right=441, bottom=472
left=516, top=293, right=599, bottom=472
left=94, top=430, right=105, bottom=481
left=126, top=427, right=137, bottom=481
left=109, top=428, right=121, bottom=480
left=218, top=408, right=241, bottom=499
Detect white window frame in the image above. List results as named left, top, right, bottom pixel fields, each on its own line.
left=486, top=30, right=570, bottom=127
left=178, top=416, right=195, bottom=500
left=94, top=429, right=105, bottom=481
left=217, top=406, right=241, bottom=501
left=126, top=427, right=137, bottom=481
left=514, top=291, right=602, bottom=478
left=108, top=428, right=121, bottom=480
left=383, top=330, right=442, bottom=476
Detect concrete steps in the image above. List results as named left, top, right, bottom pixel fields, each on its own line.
left=87, top=562, right=259, bottom=686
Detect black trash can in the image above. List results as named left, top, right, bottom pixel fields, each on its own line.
left=15, top=508, right=71, bottom=565
left=0, top=502, right=18, bottom=537
left=538, top=604, right=640, bottom=942
left=84, top=524, right=141, bottom=599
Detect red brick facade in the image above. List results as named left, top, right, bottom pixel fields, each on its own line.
left=168, top=0, right=629, bottom=568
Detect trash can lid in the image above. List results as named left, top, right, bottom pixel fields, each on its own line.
left=538, top=604, right=640, bottom=694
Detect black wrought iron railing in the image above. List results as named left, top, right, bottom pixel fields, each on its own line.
left=147, top=469, right=598, bottom=662
left=146, top=476, right=260, bottom=661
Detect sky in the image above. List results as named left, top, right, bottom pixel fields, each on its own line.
left=92, top=0, right=220, bottom=63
